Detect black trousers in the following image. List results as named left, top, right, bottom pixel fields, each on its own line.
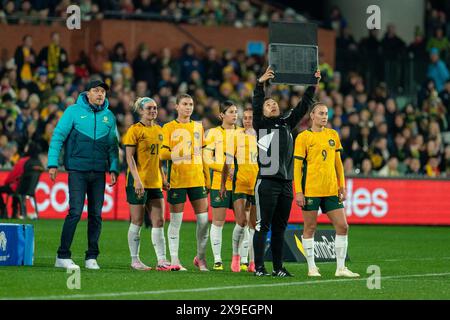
left=253, top=178, right=293, bottom=271
left=0, top=185, right=20, bottom=218
left=57, top=171, right=106, bottom=260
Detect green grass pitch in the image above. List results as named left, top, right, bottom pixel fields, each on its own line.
left=1, top=219, right=450, bottom=300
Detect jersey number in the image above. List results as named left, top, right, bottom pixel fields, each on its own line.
left=150, top=144, right=159, bottom=155
left=322, top=150, right=327, bottom=161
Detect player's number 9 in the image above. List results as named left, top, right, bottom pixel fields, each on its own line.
left=322, top=150, right=327, bottom=161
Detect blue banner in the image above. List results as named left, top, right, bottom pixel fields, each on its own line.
left=0, top=223, right=34, bottom=266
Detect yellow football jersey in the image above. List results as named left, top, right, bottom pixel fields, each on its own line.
left=294, top=128, right=343, bottom=197
left=204, top=126, right=237, bottom=191
left=161, top=119, right=206, bottom=188
left=123, top=122, right=163, bottom=189
left=226, top=128, right=259, bottom=195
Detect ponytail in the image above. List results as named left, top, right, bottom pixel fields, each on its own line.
left=133, top=97, right=155, bottom=112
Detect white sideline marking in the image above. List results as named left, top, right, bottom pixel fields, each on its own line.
left=2, top=272, right=450, bottom=300
left=381, top=257, right=450, bottom=262
left=355, top=256, right=450, bottom=263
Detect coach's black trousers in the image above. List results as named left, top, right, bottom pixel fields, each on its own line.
left=253, top=178, right=293, bottom=271
left=0, top=185, right=19, bottom=218
left=57, top=171, right=105, bottom=260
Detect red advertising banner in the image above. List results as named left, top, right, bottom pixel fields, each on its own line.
left=306, top=178, right=450, bottom=226
left=0, top=171, right=118, bottom=221
left=1, top=172, right=449, bottom=225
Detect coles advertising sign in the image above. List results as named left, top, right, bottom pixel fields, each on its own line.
left=1, top=172, right=449, bottom=225
left=312, top=178, right=450, bottom=225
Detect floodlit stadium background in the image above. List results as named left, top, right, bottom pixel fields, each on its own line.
left=1, top=0, right=449, bottom=225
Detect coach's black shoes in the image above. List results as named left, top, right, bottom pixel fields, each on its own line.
left=272, top=267, right=294, bottom=277
left=254, top=266, right=271, bottom=277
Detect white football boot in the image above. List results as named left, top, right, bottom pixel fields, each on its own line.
left=55, top=258, right=80, bottom=270
left=85, top=259, right=100, bottom=270
left=335, top=267, right=360, bottom=277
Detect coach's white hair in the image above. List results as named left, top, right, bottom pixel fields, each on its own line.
left=133, top=97, right=156, bottom=113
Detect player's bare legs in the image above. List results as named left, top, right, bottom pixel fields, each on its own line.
left=233, top=199, right=248, bottom=227
left=130, top=205, right=145, bottom=226
left=301, top=210, right=321, bottom=276
left=326, top=208, right=348, bottom=236
left=128, top=204, right=152, bottom=270
left=210, top=207, right=226, bottom=270
left=231, top=198, right=248, bottom=272
left=327, top=209, right=359, bottom=277
left=192, top=197, right=209, bottom=271
left=168, top=202, right=185, bottom=269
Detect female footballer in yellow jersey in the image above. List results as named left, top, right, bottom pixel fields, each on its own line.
left=221, top=108, right=259, bottom=273
left=160, top=93, right=210, bottom=271
left=294, top=102, right=359, bottom=278
left=203, top=101, right=238, bottom=271
left=124, top=97, right=179, bottom=271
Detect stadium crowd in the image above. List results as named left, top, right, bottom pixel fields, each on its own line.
left=0, top=0, right=305, bottom=27
left=0, top=2, right=449, bottom=178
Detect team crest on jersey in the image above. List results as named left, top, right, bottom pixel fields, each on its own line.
left=159, top=134, right=163, bottom=141
left=328, top=139, right=335, bottom=147
left=194, top=132, right=200, bottom=140
left=102, top=116, right=109, bottom=123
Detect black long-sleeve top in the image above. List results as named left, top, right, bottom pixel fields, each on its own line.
left=252, top=82, right=316, bottom=181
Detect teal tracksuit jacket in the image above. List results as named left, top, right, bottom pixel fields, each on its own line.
left=47, top=92, right=119, bottom=174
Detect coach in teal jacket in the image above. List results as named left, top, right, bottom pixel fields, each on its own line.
left=49, top=80, right=119, bottom=270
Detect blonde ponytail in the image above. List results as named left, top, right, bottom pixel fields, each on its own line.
left=133, top=97, right=156, bottom=113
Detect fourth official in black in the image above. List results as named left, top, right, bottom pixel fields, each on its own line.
left=252, top=66, right=321, bottom=277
